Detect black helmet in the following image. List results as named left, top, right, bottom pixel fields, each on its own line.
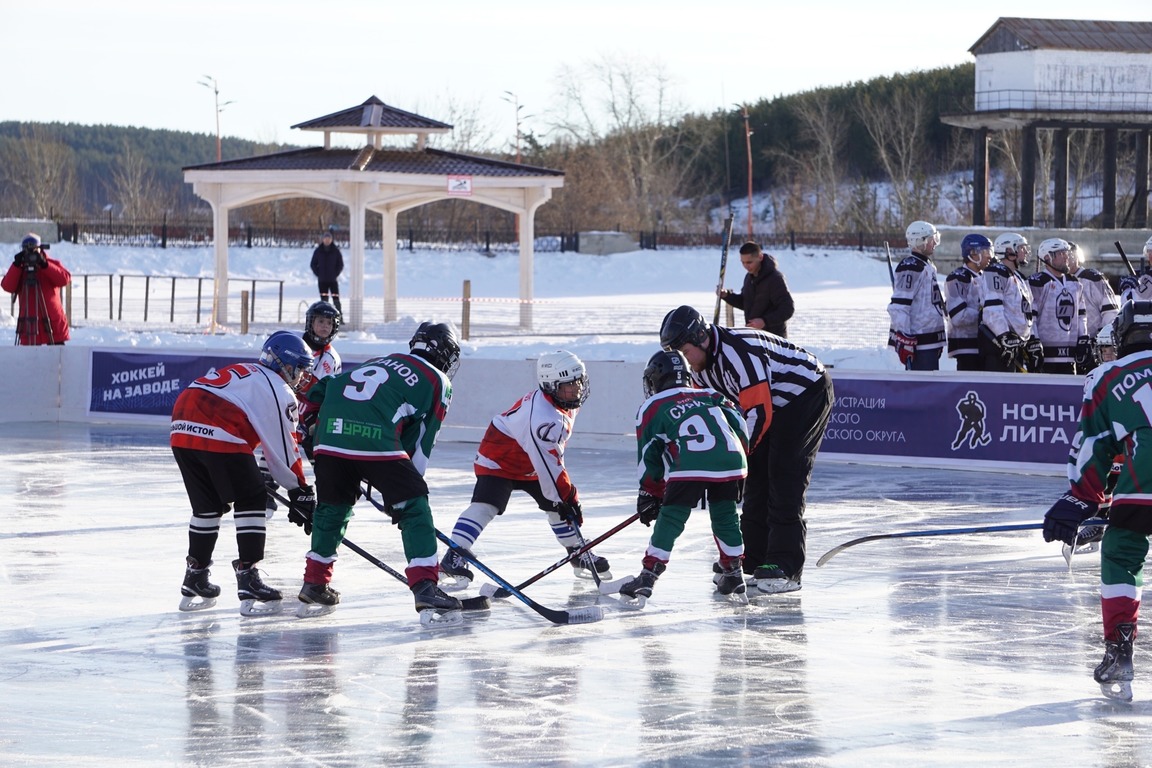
left=643, top=350, right=692, bottom=399
left=409, top=322, right=462, bottom=378
left=1114, top=300, right=1152, bottom=357
left=303, top=300, right=341, bottom=350
left=660, top=305, right=710, bottom=351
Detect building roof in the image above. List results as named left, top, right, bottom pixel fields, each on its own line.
left=971, top=18, right=1152, bottom=55
left=290, top=95, right=452, bottom=134
left=183, top=146, right=563, bottom=177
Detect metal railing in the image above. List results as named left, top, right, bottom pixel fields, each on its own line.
left=973, top=89, right=1152, bottom=113
left=67, top=275, right=284, bottom=326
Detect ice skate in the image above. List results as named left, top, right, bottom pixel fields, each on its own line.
left=752, top=564, right=802, bottom=595
left=1062, top=517, right=1108, bottom=566
left=1095, top=623, right=1135, bottom=702
left=179, top=557, right=220, bottom=612
left=297, top=581, right=340, bottom=618
left=438, top=547, right=475, bottom=592
left=613, top=563, right=665, bottom=609
left=713, top=560, right=749, bottom=605
left=233, top=560, right=284, bottom=616
left=413, top=579, right=464, bottom=628
left=568, top=546, right=612, bottom=580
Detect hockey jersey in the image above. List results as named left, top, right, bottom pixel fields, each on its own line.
left=298, top=342, right=342, bottom=424
left=308, top=352, right=451, bottom=475
left=635, top=386, right=748, bottom=499
left=1119, top=273, right=1152, bottom=305
left=887, top=252, right=946, bottom=351
left=474, top=389, right=579, bottom=506
left=980, top=261, right=1034, bottom=340
left=170, top=362, right=309, bottom=489
left=945, top=265, right=983, bottom=358
left=1074, top=267, right=1119, bottom=338
left=1028, top=270, right=1087, bottom=365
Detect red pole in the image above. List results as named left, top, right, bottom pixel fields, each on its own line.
left=743, top=106, right=754, bottom=239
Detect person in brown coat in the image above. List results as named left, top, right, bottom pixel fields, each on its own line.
left=717, top=241, right=795, bottom=337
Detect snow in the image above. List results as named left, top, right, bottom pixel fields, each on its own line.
left=0, top=238, right=920, bottom=371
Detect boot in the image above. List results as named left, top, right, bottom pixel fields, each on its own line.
left=568, top=546, right=611, bottom=579
left=619, top=562, right=666, bottom=603
left=412, top=579, right=463, bottom=614
left=714, top=559, right=747, bottom=597
left=1095, top=622, right=1135, bottom=701
left=179, top=557, right=220, bottom=611
left=233, top=560, right=283, bottom=616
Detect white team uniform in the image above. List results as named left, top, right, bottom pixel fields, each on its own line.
left=474, top=389, right=578, bottom=505
left=1119, top=273, right=1152, bottom=305
left=981, top=261, right=1034, bottom=340
left=1027, top=270, right=1087, bottom=366
left=945, top=265, right=983, bottom=359
left=887, top=252, right=946, bottom=352
left=1075, top=267, right=1119, bottom=338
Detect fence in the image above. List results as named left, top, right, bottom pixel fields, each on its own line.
left=66, top=275, right=284, bottom=328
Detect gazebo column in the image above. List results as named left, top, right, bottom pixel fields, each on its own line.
left=347, top=185, right=366, bottom=331
left=382, top=210, right=399, bottom=323
left=518, top=207, right=534, bottom=331
left=212, top=200, right=230, bottom=325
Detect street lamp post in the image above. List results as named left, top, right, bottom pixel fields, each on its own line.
left=198, top=76, right=235, bottom=163
left=740, top=104, right=754, bottom=239
left=502, top=91, right=532, bottom=164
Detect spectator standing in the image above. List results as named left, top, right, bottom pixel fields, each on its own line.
left=2, top=234, right=71, bottom=346
left=659, top=305, right=832, bottom=595
left=717, top=241, right=795, bottom=337
left=887, top=221, right=946, bottom=370
left=310, top=231, right=344, bottom=315
left=945, top=234, right=992, bottom=371
left=1028, top=238, right=1089, bottom=374
left=980, top=233, right=1038, bottom=372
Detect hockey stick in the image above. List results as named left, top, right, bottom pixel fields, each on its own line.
left=479, top=513, right=640, bottom=599
left=435, top=529, right=603, bottom=625
left=817, top=518, right=1109, bottom=566
left=712, top=214, right=735, bottom=324
left=356, top=485, right=601, bottom=624
left=1114, top=241, right=1138, bottom=277
left=270, top=488, right=490, bottom=611
left=883, top=241, right=895, bottom=287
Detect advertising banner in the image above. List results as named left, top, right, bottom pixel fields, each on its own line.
left=89, top=350, right=245, bottom=419
left=822, top=371, right=1084, bottom=470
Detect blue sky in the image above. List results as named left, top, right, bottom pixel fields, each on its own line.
left=7, top=2, right=1149, bottom=150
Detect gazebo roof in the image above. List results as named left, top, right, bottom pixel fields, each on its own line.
left=182, top=146, right=563, bottom=177
left=290, top=95, right=452, bottom=135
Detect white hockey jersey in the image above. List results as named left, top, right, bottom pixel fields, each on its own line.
left=170, top=362, right=308, bottom=489
left=1027, top=270, right=1087, bottom=365
left=474, top=389, right=579, bottom=506
left=1119, top=273, right=1152, bottom=305
left=945, top=265, right=983, bottom=358
left=887, top=252, right=946, bottom=351
left=1074, top=267, right=1119, bottom=338
left=980, top=261, right=1034, bottom=340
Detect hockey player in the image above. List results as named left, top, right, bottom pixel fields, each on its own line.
left=171, top=330, right=316, bottom=616
left=659, top=305, right=832, bottom=594
left=980, top=233, right=1038, bottom=372
left=1028, top=238, right=1089, bottom=374
left=298, top=322, right=464, bottom=621
left=440, top=350, right=609, bottom=589
left=613, top=350, right=749, bottom=607
left=1042, top=300, right=1152, bottom=701
left=887, top=220, right=946, bottom=370
left=1118, top=236, right=1152, bottom=305
left=1067, top=242, right=1119, bottom=373
left=945, top=234, right=992, bottom=371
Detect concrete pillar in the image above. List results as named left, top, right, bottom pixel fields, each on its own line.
left=1021, top=125, right=1037, bottom=227
left=973, top=127, right=989, bottom=226
left=1103, top=127, right=1118, bottom=229
left=1054, top=128, right=1069, bottom=229
left=1135, top=129, right=1150, bottom=229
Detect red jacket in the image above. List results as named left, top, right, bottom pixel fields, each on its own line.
left=2, top=253, right=72, bottom=345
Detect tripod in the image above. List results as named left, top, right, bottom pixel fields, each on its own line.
left=14, top=261, right=54, bottom=346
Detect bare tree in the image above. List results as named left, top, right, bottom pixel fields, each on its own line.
left=771, top=90, right=849, bottom=230
left=107, top=140, right=173, bottom=219
left=0, top=125, right=78, bottom=217
left=856, top=86, right=935, bottom=221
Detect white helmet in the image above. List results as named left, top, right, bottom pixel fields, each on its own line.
left=537, top=350, right=589, bottom=409
left=905, top=220, right=940, bottom=252
left=1038, top=237, right=1072, bottom=273
left=993, top=233, right=1030, bottom=264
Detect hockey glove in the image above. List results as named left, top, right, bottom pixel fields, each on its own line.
left=995, top=332, right=1023, bottom=368
left=1023, top=337, right=1044, bottom=370
left=287, top=485, right=316, bottom=535
left=1074, top=335, right=1096, bottom=369
left=554, top=500, right=583, bottom=527
left=1042, top=493, right=1099, bottom=546
left=891, top=331, right=917, bottom=366
left=637, top=491, right=661, bottom=526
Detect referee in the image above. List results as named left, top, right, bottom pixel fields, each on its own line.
left=659, top=305, right=833, bottom=594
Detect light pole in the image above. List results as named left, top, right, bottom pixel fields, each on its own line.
left=502, top=91, right=532, bottom=164
left=198, top=76, right=235, bottom=163
left=740, top=104, right=754, bottom=239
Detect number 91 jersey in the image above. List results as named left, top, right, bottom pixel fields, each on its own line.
left=307, top=352, right=452, bottom=476
left=636, top=385, right=749, bottom=499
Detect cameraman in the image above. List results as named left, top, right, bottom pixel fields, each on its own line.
left=2, top=233, right=71, bottom=346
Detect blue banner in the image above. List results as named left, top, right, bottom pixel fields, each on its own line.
left=822, top=372, right=1085, bottom=469
left=89, top=350, right=248, bottom=418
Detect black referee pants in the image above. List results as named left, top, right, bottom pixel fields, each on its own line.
left=740, top=371, right=833, bottom=577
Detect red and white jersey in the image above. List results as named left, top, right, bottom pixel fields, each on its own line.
left=170, top=362, right=308, bottom=489
left=298, top=343, right=341, bottom=421
left=474, top=389, right=579, bottom=505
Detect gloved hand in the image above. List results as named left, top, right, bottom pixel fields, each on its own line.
left=554, top=500, right=583, bottom=527
left=1074, top=335, right=1095, bottom=368
left=637, top=492, right=661, bottom=526
left=287, top=485, right=316, bottom=535
left=891, top=331, right=917, bottom=366
left=995, top=332, right=1023, bottom=367
left=1023, top=337, right=1044, bottom=370
left=1043, top=493, right=1099, bottom=545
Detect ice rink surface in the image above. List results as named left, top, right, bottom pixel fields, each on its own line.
left=4, top=422, right=1152, bottom=767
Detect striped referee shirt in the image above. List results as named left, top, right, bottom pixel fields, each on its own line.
left=691, top=325, right=826, bottom=449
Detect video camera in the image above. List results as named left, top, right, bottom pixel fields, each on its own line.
left=18, top=242, right=46, bottom=270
